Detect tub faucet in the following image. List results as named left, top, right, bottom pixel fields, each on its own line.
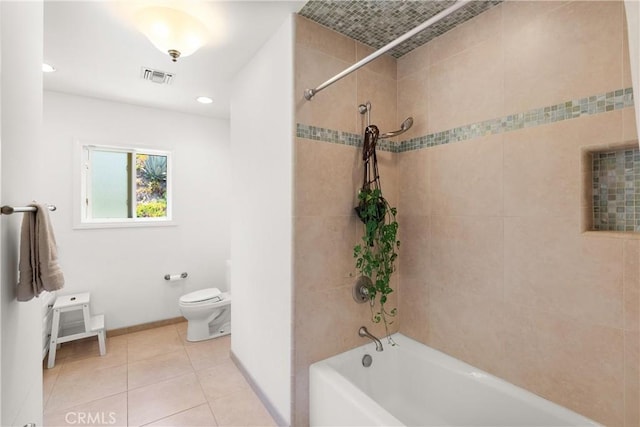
left=359, top=326, right=383, bottom=352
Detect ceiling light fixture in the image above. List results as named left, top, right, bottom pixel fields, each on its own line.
left=196, top=96, right=213, bottom=104
left=42, top=63, right=56, bottom=73
left=135, top=7, right=209, bottom=62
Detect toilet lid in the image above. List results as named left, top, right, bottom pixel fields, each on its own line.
left=180, top=288, right=222, bottom=304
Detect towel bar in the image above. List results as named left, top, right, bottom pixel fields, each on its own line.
left=0, top=205, right=56, bottom=215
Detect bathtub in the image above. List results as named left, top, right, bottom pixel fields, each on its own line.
left=309, top=333, right=599, bottom=426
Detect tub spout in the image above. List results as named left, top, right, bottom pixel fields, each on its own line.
left=358, top=326, right=383, bottom=352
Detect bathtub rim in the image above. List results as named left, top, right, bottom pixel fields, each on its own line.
left=310, top=332, right=601, bottom=427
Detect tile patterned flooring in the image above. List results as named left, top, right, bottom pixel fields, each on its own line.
left=43, top=323, right=277, bottom=427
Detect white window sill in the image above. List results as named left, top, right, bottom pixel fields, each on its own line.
left=73, top=220, right=177, bottom=230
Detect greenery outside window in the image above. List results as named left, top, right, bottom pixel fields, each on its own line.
left=80, top=144, right=172, bottom=226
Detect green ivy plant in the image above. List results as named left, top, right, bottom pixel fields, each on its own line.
left=353, top=187, right=400, bottom=343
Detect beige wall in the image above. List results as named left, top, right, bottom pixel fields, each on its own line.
left=294, top=1, right=638, bottom=426
left=397, top=2, right=638, bottom=426
left=293, top=15, right=399, bottom=426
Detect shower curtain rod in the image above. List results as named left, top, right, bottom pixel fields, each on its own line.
left=304, top=0, right=470, bottom=101
left=1, top=205, right=57, bottom=215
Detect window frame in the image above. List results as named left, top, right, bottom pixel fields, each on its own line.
left=75, top=140, right=175, bottom=229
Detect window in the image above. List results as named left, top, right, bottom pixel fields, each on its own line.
left=79, top=143, right=172, bottom=226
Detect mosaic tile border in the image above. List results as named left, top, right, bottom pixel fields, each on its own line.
left=295, top=123, right=397, bottom=152
left=296, top=88, right=635, bottom=153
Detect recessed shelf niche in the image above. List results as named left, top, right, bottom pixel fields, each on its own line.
left=591, top=146, right=640, bottom=232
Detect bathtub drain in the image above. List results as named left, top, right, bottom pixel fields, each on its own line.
left=362, top=354, right=372, bottom=367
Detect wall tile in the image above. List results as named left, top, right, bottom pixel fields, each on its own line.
left=398, top=274, right=429, bottom=345
left=397, top=149, right=430, bottom=216
left=500, top=1, right=569, bottom=36
left=504, top=1, right=624, bottom=114
left=429, top=215, right=504, bottom=300
left=294, top=216, right=357, bottom=294
left=295, top=4, right=634, bottom=427
left=504, top=112, right=623, bottom=218
left=397, top=72, right=428, bottom=141
left=622, top=107, right=638, bottom=142
left=429, top=134, right=503, bottom=217
left=623, top=12, right=633, bottom=91
left=356, top=68, right=398, bottom=141
left=294, top=284, right=399, bottom=369
left=293, top=14, right=404, bottom=426
left=292, top=280, right=400, bottom=425
left=624, top=331, right=639, bottom=427
left=356, top=42, right=397, bottom=80
left=293, top=363, right=310, bottom=427
left=295, top=15, right=355, bottom=63
left=294, top=138, right=361, bottom=217
left=502, top=305, right=624, bottom=427
left=294, top=286, right=358, bottom=366
left=293, top=280, right=398, bottom=427
left=504, top=216, right=624, bottom=329
left=374, top=149, right=399, bottom=209
left=624, top=240, right=640, bottom=332
left=574, top=109, right=625, bottom=147
left=428, top=286, right=506, bottom=376
left=397, top=215, right=429, bottom=281
left=429, top=3, right=502, bottom=66
left=295, top=46, right=358, bottom=133
left=397, top=42, right=429, bottom=80
left=504, top=121, right=580, bottom=218
left=428, top=35, right=504, bottom=133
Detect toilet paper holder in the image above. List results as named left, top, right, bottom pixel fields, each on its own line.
left=164, top=272, right=188, bottom=281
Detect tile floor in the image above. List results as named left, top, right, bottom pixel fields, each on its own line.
left=43, top=323, right=277, bottom=427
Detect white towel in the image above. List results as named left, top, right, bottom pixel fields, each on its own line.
left=16, top=204, right=64, bottom=301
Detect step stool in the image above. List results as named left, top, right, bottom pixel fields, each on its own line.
left=47, top=292, right=106, bottom=369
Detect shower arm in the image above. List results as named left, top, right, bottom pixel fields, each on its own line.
left=359, top=102, right=413, bottom=140
left=379, top=130, right=405, bottom=139
left=379, top=118, right=413, bottom=139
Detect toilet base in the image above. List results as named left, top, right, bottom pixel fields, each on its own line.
left=186, top=319, right=231, bottom=342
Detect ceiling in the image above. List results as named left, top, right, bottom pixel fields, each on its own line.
left=43, top=1, right=305, bottom=119
left=299, top=0, right=502, bottom=58
left=44, top=1, right=501, bottom=120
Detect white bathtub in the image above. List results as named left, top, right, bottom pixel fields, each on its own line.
left=309, top=333, right=600, bottom=426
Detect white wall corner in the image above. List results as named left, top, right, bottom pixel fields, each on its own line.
left=229, top=13, right=295, bottom=426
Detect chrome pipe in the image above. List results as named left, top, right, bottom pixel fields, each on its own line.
left=304, top=1, right=471, bottom=101
left=380, top=117, right=414, bottom=139
left=359, top=326, right=384, bottom=352
left=0, top=205, right=57, bottom=215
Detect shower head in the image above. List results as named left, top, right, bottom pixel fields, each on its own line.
left=380, top=116, right=414, bottom=139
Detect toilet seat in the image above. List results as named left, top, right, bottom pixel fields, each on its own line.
left=180, top=288, right=222, bottom=304
left=180, top=288, right=230, bottom=306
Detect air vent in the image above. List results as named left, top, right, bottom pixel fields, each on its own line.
left=141, top=67, right=174, bottom=85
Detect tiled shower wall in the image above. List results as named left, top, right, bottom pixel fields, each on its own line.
left=293, top=15, right=399, bottom=426
left=395, top=2, right=638, bottom=426
left=294, top=1, right=639, bottom=426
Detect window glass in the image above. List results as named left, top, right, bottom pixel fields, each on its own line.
left=136, top=153, right=168, bottom=218
left=90, top=150, right=130, bottom=219
left=80, top=144, right=172, bottom=226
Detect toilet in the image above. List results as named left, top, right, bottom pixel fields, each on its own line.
left=179, top=288, right=231, bottom=342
